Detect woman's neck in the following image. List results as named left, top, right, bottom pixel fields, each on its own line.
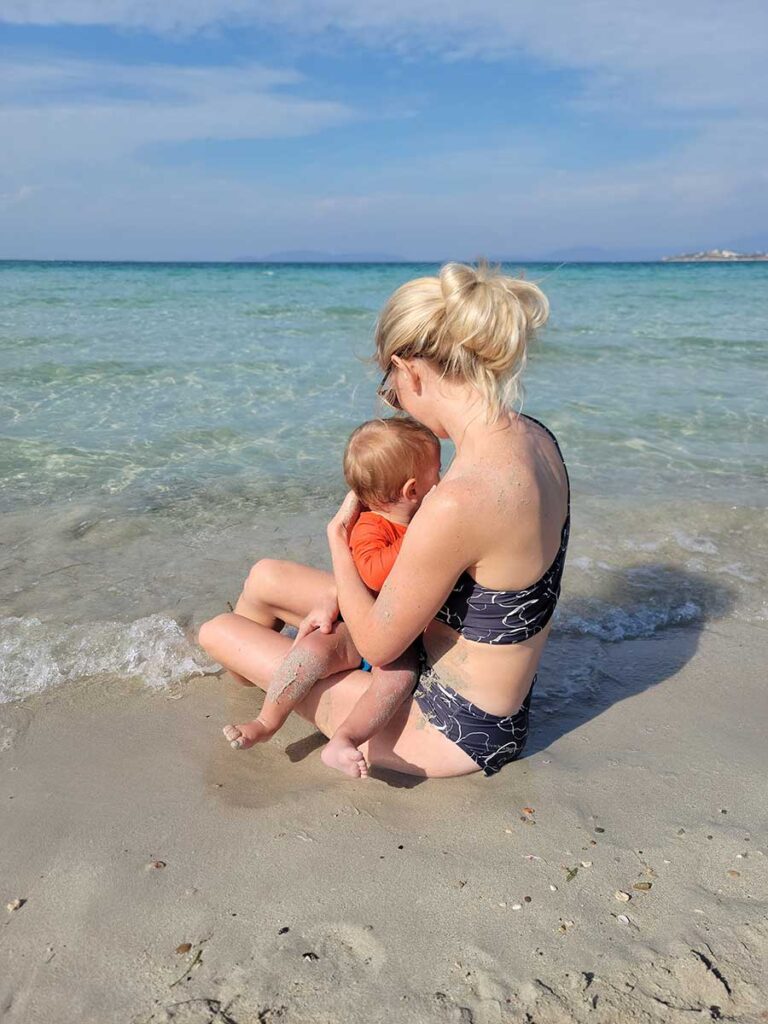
left=440, top=391, right=512, bottom=458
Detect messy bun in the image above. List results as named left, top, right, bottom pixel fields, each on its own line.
left=374, top=260, right=549, bottom=422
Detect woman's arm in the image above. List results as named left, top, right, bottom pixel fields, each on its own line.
left=327, top=483, right=476, bottom=666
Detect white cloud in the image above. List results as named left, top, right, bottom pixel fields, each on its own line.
left=0, top=55, right=360, bottom=258
left=4, top=121, right=765, bottom=260
left=1, top=2, right=766, bottom=257
left=0, top=56, right=302, bottom=99
left=2, top=1, right=766, bottom=116
left=0, top=184, right=38, bottom=205
left=1, top=58, right=354, bottom=177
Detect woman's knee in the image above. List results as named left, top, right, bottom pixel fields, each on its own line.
left=300, top=621, right=358, bottom=671
left=243, top=558, right=290, bottom=603
left=197, top=614, right=229, bottom=656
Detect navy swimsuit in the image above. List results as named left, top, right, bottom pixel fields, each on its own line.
left=413, top=414, right=571, bottom=776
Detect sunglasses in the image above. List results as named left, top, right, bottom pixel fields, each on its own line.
left=376, top=365, right=402, bottom=411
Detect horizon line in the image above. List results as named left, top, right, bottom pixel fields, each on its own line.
left=0, top=256, right=701, bottom=266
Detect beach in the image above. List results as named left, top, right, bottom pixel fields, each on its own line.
left=1, top=260, right=767, bottom=1021
left=2, top=619, right=767, bottom=1022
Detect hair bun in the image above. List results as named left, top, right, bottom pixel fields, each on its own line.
left=439, top=260, right=549, bottom=375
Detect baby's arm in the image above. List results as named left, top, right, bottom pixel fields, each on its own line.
left=320, top=643, right=419, bottom=777
left=349, top=519, right=405, bottom=591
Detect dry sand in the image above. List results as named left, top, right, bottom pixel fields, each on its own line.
left=1, top=619, right=767, bottom=1023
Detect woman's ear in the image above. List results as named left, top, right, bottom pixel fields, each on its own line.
left=393, top=355, right=422, bottom=396
left=402, top=477, right=418, bottom=503
left=406, top=360, right=423, bottom=396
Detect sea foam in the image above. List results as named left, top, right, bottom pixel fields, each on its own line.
left=0, top=614, right=218, bottom=703
left=557, top=599, right=702, bottom=642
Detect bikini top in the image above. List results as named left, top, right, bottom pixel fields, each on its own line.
left=434, top=414, right=570, bottom=645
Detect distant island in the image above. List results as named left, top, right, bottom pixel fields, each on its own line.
left=663, top=248, right=768, bottom=262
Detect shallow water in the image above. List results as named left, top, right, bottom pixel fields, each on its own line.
left=1, top=260, right=767, bottom=701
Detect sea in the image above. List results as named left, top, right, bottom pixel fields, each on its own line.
left=1, top=260, right=766, bottom=703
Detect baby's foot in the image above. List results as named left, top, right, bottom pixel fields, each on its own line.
left=321, top=735, right=369, bottom=779
left=222, top=718, right=276, bottom=750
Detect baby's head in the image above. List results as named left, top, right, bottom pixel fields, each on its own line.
left=343, top=417, right=441, bottom=520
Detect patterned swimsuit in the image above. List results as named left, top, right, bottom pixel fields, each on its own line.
left=413, top=413, right=571, bottom=776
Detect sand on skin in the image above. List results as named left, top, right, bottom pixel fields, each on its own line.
left=1, top=620, right=767, bottom=1023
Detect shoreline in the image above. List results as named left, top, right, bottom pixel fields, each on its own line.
left=2, top=490, right=767, bottom=705
left=2, top=619, right=766, bottom=1022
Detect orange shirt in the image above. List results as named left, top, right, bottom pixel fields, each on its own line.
left=349, top=511, right=408, bottom=592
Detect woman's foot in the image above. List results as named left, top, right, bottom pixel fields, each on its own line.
left=222, top=718, right=276, bottom=750
left=321, top=735, right=369, bottom=779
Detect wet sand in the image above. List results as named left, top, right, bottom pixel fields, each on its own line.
left=1, top=619, right=767, bottom=1023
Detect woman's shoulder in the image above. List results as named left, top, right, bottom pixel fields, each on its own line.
left=439, top=451, right=530, bottom=514
left=433, top=429, right=560, bottom=540
left=419, top=475, right=472, bottom=515
left=416, top=473, right=503, bottom=551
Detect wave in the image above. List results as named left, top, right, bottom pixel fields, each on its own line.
left=0, top=593, right=710, bottom=706
left=0, top=614, right=218, bottom=703
left=556, top=599, right=702, bottom=642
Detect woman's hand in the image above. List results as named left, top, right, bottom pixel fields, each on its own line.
left=327, top=489, right=364, bottom=544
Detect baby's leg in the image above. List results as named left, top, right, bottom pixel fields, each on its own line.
left=321, top=643, right=419, bottom=778
left=223, top=621, right=360, bottom=750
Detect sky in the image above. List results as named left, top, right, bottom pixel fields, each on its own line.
left=1, top=1, right=767, bottom=261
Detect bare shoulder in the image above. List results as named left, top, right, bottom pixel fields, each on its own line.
left=416, top=474, right=489, bottom=530
left=414, top=472, right=504, bottom=561
left=439, top=449, right=534, bottom=515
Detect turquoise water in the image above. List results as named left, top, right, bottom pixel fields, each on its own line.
left=1, top=260, right=767, bottom=700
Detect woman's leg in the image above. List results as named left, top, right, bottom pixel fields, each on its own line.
left=222, top=622, right=361, bottom=749
left=204, top=557, right=336, bottom=688
left=198, top=613, right=479, bottom=779
left=233, top=558, right=335, bottom=631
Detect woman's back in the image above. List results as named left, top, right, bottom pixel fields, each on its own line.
left=423, top=411, right=570, bottom=716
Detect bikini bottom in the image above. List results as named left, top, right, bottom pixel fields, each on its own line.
left=412, top=644, right=535, bottom=777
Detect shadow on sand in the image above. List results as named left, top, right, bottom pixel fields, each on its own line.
left=231, top=563, right=736, bottom=790
left=526, top=564, right=736, bottom=757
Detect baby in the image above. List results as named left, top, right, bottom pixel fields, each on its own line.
left=222, top=416, right=441, bottom=777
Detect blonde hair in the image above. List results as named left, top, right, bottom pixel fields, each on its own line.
left=374, top=260, right=549, bottom=422
left=343, top=417, right=440, bottom=508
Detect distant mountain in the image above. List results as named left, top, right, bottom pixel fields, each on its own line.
left=540, top=245, right=665, bottom=262
left=541, top=246, right=620, bottom=262
left=236, top=249, right=406, bottom=263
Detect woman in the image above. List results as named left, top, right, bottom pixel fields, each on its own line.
left=198, top=261, right=570, bottom=778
